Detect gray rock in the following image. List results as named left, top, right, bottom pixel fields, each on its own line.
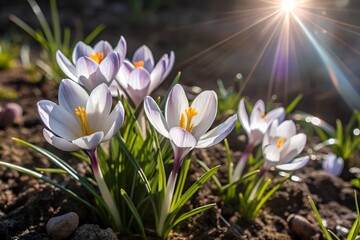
left=71, top=224, right=118, bottom=240
left=46, top=212, right=79, bottom=240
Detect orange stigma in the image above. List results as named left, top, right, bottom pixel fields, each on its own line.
left=89, top=52, right=104, bottom=64
left=277, top=137, right=285, bottom=149
left=179, top=107, right=198, bottom=133
left=260, top=112, right=267, bottom=121
left=75, top=106, right=92, bottom=136
left=133, top=60, right=144, bottom=68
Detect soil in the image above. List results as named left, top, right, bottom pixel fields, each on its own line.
left=0, top=66, right=359, bottom=240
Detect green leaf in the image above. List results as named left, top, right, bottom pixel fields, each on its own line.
left=347, top=191, right=360, bottom=240
left=28, top=0, right=55, bottom=44
left=221, top=169, right=260, bottom=191
left=171, top=165, right=219, bottom=212
left=34, top=167, right=67, bottom=174
left=120, top=189, right=146, bottom=237
left=336, top=119, right=344, bottom=146
left=224, top=138, right=233, bottom=183
left=159, top=72, right=181, bottom=109
left=172, top=157, right=191, bottom=206
left=308, top=196, right=333, bottom=240
left=84, top=24, right=105, bottom=44
left=286, top=94, right=303, bottom=114
left=171, top=203, right=216, bottom=228
left=197, top=160, right=222, bottom=189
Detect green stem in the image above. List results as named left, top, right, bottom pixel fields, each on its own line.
left=86, top=149, right=122, bottom=231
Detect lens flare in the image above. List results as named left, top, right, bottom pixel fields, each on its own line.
left=281, top=0, right=296, bottom=12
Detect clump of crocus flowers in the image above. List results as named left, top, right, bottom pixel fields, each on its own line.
left=0, top=34, right=318, bottom=238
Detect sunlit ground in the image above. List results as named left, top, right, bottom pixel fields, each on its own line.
left=178, top=0, right=360, bottom=112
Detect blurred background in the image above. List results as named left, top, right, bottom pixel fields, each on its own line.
left=0, top=0, right=359, bottom=124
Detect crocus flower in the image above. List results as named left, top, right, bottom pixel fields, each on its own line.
left=37, top=79, right=125, bottom=151
left=262, top=120, right=309, bottom=171
left=239, top=99, right=285, bottom=147
left=115, top=45, right=175, bottom=106
left=56, top=37, right=126, bottom=91
left=144, top=84, right=237, bottom=149
left=322, top=153, right=344, bottom=176
left=232, top=99, right=285, bottom=181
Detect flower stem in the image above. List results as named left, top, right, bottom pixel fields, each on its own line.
left=232, top=144, right=254, bottom=182
left=157, top=171, right=177, bottom=238
left=86, top=149, right=122, bottom=231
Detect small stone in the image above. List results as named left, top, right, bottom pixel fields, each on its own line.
left=288, top=214, right=317, bottom=240
left=46, top=212, right=79, bottom=240
left=71, top=224, right=118, bottom=240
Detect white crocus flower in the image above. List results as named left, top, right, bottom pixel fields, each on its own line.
left=262, top=120, right=309, bottom=171
left=322, top=153, right=344, bottom=176
left=56, top=37, right=126, bottom=91
left=239, top=99, right=285, bottom=147
left=115, top=45, right=175, bottom=107
left=37, top=79, right=125, bottom=151
left=144, top=84, right=237, bottom=148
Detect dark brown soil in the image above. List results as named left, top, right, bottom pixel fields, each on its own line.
left=0, top=66, right=358, bottom=240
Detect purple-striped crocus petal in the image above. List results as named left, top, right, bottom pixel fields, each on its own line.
left=238, top=99, right=251, bottom=134
left=163, top=51, right=175, bottom=79
left=132, top=45, right=155, bottom=72
left=266, top=107, right=285, bottom=124
left=115, top=36, right=127, bottom=62
left=94, top=40, right=113, bottom=56
left=149, top=58, right=165, bottom=93
left=37, top=100, right=80, bottom=140
left=58, top=79, right=88, bottom=115
left=116, top=60, right=134, bottom=89
left=196, top=114, right=237, bottom=148
left=322, top=154, right=344, bottom=176
left=78, top=72, right=107, bottom=92
left=248, top=128, right=264, bottom=147
left=262, top=120, right=279, bottom=148
left=263, top=144, right=281, bottom=163
left=76, top=57, right=98, bottom=78
left=126, top=68, right=151, bottom=107
left=276, top=120, right=296, bottom=140
left=280, top=133, right=307, bottom=164
left=43, top=129, right=80, bottom=151
left=86, top=84, right=112, bottom=132
left=276, top=156, right=309, bottom=171
left=72, top=131, right=104, bottom=150
left=169, top=127, right=197, bottom=174
left=144, top=96, right=169, bottom=138
left=109, top=81, right=125, bottom=97
left=103, top=101, right=125, bottom=141
left=56, top=50, right=78, bottom=81
left=165, top=84, right=188, bottom=129
left=191, top=91, right=218, bottom=140
left=72, top=41, right=93, bottom=63
left=99, top=52, right=121, bottom=83
left=249, top=100, right=265, bottom=128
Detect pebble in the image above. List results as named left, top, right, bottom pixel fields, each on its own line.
left=71, top=224, right=118, bottom=240
left=288, top=214, right=317, bottom=240
left=46, top=212, right=79, bottom=240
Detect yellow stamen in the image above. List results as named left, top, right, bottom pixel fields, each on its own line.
left=75, top=106, right=91, bottom=136
left=277, top=137, right=285, bottom=149
left=260, top=112, right=267, bottom=121
left=89, top=52, right=104, bottom=64
left=133, top=60, right=144, bottom=68
left=179, top=107, right=198, bottom=133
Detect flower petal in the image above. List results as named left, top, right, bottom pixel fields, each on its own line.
left=132, top=45, right=154, bottom=72
left=249, top=100, right=265, bottom=128
left=43, top=129, right=80, bottom=151
left=115, top=36, right=127, bottom=62
left=265, top=107, right=285, bottom=124
left=58, top=79, right=89, bottom=114
left=56, top=50, right=77, bottom=80
left=144, top=96, right=169, bottom=138
left=196, top=114, right=237, bottom=148
left=238, top=99, right=251, bottom=134
left=322, top=154, right=344, bottom=176
left=169, top=127, right=196, bottom=173
left=276, top=120, right=296, bottom=140
left=72, top=41, right=93, bottom=63
left=276, top=156, right=309, bottom=171
left=76, top=57, right=98, bottom=78
left=103, top=101, right=125, bottom=141
left=280, top=133, right=307, bottom=164
left=126, top=68, right=151, bottom=107
left=165, top=84, right=188, bottom=129
left=163, top=51, right=175, bottom=79
left=94, top=40, right=113, bottom=56
left=191, top=90, right=217, bottom=139
left=86, top=84, right=112, bottom=132
left=149, top=58, right=165, bottom=93
left=263, top=144, right=281, bottom=163
left=116, top=60, right=134, bottom=89
left=72, top=131, right=104, bottom=150
left=37, top=100, right=80, bottom=140
left=99, top=51, right=121, bottom=83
